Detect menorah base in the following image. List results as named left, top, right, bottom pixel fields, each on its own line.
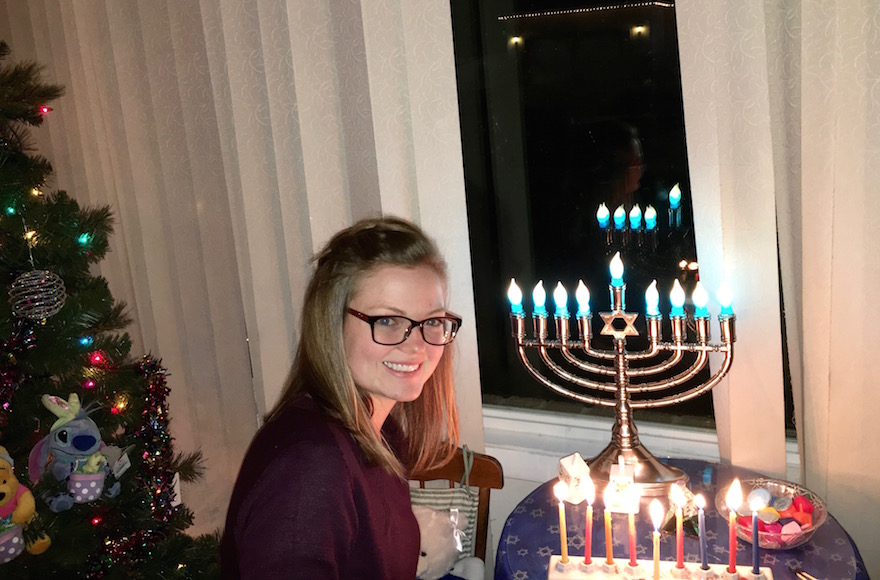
left=588, top=442, right=688, bottom=496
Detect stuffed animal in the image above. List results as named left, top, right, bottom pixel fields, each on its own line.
left=27, top=393, right=120, bottom=512
left=413, top=505, right=484, bottom=580
left=0, top=446, right=50, bottom=555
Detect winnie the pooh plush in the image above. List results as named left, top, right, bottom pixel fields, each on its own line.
left=0, top=445, right=50, bottom=555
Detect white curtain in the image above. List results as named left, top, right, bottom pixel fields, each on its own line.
left=679, top=0, right=880, bottom=575
left=0, top=0, right=485, bottom=536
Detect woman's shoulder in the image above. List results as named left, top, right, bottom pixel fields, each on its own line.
left=254, top=396, right=349, bottom=454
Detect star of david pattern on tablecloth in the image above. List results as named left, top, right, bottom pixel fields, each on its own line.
left=494, top=458, right=869, bottom=580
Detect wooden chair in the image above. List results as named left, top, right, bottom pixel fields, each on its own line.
left=410, top=447, right=504, bottom=561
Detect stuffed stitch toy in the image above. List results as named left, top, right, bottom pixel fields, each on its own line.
left=27, top=393, right=121, bottom=512
left=0, top=445, right=50, bottom=555
left=413, top=504, right=484, bottom=580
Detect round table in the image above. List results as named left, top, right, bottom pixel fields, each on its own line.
left=495, top=458, right=868, bottom=579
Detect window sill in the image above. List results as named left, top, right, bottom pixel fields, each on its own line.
left=482, top=404, right=800, bottom=483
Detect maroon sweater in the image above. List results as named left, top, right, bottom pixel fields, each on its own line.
left=220, top=397, right=419, bottom=579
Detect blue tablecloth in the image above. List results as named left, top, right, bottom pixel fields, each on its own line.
left=495, top=458, right=869, bottom=579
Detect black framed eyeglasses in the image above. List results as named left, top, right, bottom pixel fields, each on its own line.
left=346, top=308, right=462, bottom=346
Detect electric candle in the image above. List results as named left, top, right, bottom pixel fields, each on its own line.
left=597, top=203, right=610, bottom=228
left=603, top=484, right=615, bottom=565
left=629, top=204, right=642, bottom=229
left=717, top=282, right=734, bottom=316
left=554, top=481, right=570, bottom=564
left=613, top=205, right=626, bottom=229
left=669, top=183, right=682, bottom=209
left=650, top=499, right=663, bottom=580
left=581, top=475, right=596, bottom=565
left=553, top=282, right=569, bottom=317
left=610, top=252, right=624, bottom=287
left=645, top=205, right=657, bottom=230
left=533, top=281, right=547, bottom=316
left=670, top=483, right=686, bottom=569
left=692, top=282, right=709, bottom=318
left=725, top=479, right=743, bottom=574
left=507, top=279, right=524, bottom=315
left=695, top=494, right=708, bottom=570
left=670, top=279, right=685, bottom=317
left=749, top=496, right=766, bottom=575
left=645, top=280, right=660, bottom=316
left=575, top=280, right=591, bottom=317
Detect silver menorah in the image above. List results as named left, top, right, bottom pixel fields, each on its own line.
left=507, top=253, right=736, bottom=495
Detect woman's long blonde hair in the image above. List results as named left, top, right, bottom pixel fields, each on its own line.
left=266, top=216, right=459, bottom=476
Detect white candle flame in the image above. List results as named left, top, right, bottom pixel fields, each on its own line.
left=580, top=476, right=596, bottom=506
left=695, top=494, right=706, bottom=510
left=725, top=479, right=743, bottom=512
left=629, top=204, right=642, bottom=219
left=576, top=280, right=590, bottom=313
left=645, top=205, right=657, bottom=221
left=670, top=483, right=687, bottom=508
left=749, top=496, right=766, bottom=512
left=597, top=203, right=610, bottom=221
left=717, top=281, right=733, bottom=310
left=610, top=252, right=624, bottom=280
left=553, top=282, right=568, bottom=312
left=507, top=278, right=523, bottom=307
left=692, top=281, right=709, bottom=309
left=646, top=280, right=660, bottom=315
left=650, top=498, right=664, bottom=531
left=554, top=480, right=569, bottom=502
left=670, top=279, right=686, bottom=309
left=533, top=280, right=546, bottom=309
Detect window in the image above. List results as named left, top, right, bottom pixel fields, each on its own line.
left=451, top=0, right=716, bottom=427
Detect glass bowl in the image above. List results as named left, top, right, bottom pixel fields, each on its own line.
left=714, top=478, right=827, bottom=550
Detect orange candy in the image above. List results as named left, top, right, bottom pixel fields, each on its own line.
left=792, top=510, right=813, bottom=528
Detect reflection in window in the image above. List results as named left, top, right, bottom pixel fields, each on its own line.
left=451, top=0, right=713, bottom=426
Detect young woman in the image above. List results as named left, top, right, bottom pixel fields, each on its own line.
left=220, top=216, right=461, bottom=578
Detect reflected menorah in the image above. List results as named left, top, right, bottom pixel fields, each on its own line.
left=507, top=253, right=736, bottom=495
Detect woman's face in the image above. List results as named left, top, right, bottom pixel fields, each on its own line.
left=343, top=264, right=447, bottom=426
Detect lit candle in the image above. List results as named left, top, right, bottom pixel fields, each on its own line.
left=650, top=499, right=663, bottom=580
left=613, top=205, right=626, bottom=229
left=717, top=282, right=734, bottom=316
left=645, top=205, right=657, bottom=230
left=645, top=280, right=660, bottom=316
left=692, top=281, right=709, bottom=318
left=507, top=279, right=524, bottom=315
left=597, top=203, right=610, bottom=228
left=610, top=252, right=624, bottom=288
left=627, top=510, right=638, bottom=568
left=553, top=282, right=569, bottom=317
left=533, top=281, right=547, bottom=317
left=603, top=484, right=615, bottom=565
left=669, top=183, right=681, bottom=209
left=749, top=496, right=766, bottom=575
left=670, top=279, right=685, bottom=317
left=725, top=479, right=743, bottom=574
left=575, top=280, right=591, bottom=317
left=670, top=483, right=686, bottom=570
left=695, top=494, right=709, bottom=570
left=629, top=204, right=642, bottom=229
left=581, top=476, right=595, bottom=565
left=554, top=481, right=570, bottom=564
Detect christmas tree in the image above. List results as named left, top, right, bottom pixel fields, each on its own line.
left=0, top=41, right=218, bottom=577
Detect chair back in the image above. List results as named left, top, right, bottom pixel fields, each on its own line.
left=411, top=447, right=504, bottom=561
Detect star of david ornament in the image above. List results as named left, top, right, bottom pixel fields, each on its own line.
left=599, top=310, right=639, bottom=339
